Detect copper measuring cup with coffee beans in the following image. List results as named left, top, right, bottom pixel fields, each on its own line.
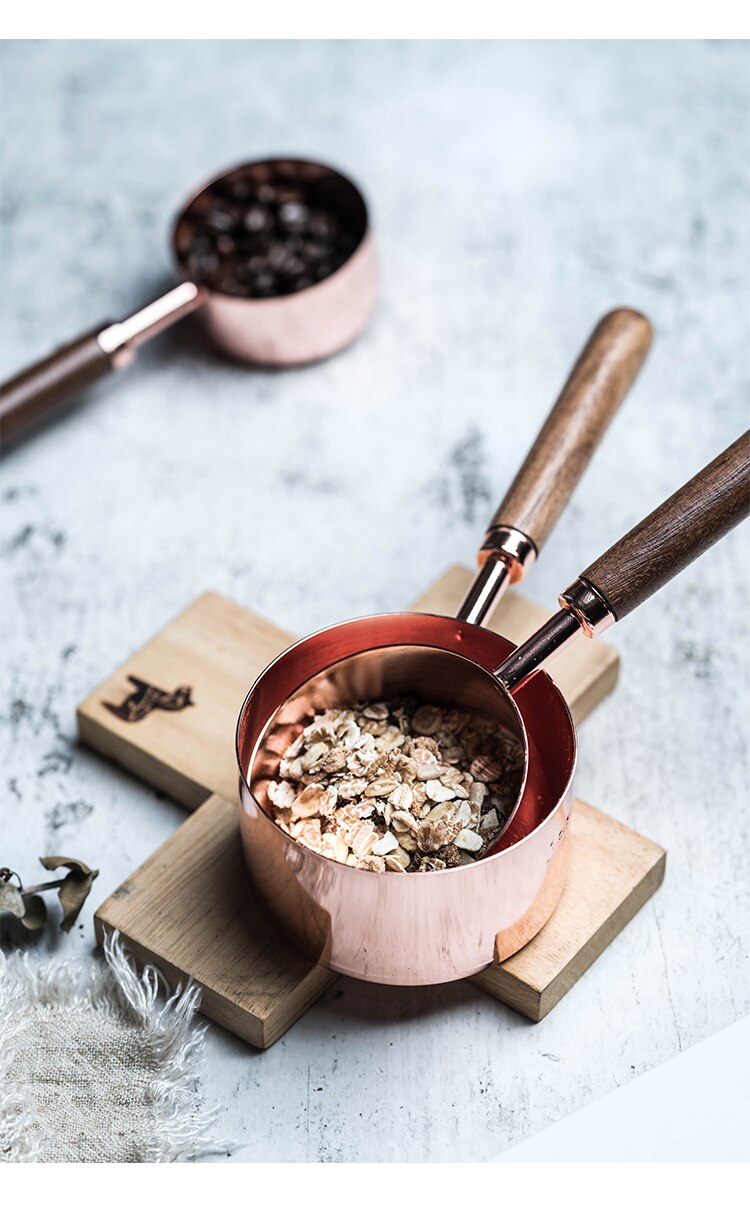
left=235, top=308, right=662, bottom=985
left=0, top=158, right=376, bottom=445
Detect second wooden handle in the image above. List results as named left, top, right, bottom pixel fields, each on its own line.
left=491, top=308, right=653, bottom=550
left=581, top=431, right=750, bottom=621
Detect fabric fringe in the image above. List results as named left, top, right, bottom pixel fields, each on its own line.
left=0, top=932, right=222, bottom=1163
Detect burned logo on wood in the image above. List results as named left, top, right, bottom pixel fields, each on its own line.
left=103, top=675, right=194, bottom=723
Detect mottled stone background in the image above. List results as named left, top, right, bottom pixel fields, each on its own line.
left=1, top=40, right=748, bottom=1161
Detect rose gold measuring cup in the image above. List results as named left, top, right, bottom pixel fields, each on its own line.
left=235, top=308, right=659, bottom=985
left=238, top=430, right=749, bottom=985
left=0, top=158, right=376, bottom=446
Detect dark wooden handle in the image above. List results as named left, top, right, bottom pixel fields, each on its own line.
left=581, top=431, right=750, bottom=620
left=491, top=308, right=653, bottom=550
left=0, top=329, right=114, bottom=446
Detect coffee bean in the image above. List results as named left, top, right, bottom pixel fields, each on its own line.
left=278, top=201, right=309, bottom=233
left=177, top=163, right=365, bottom=298
left=204, top=206, right=236, bottom=233
left=283, top=256, right=306, bottom=277
left=253, top=271, right=277, bottom=292
left=227, top=177, right=255, bottom=202
left=188, top=235, right=215, bottom=256
left=217, top=274, right=245, bottom=296
left=185, top=252, right=219, bottom=278
left=308, top=210, right=338, bottom=241
left=301, top=240, right=329, bottom=263
left=175, top=221, right=197, bottom=255
left=267, top=243, right=290, bottom=271
left=243, top=205, right=271, bottom=234
left=275, top=186, right=305, bottom=205
left=235, top=232, right=271, bottom=258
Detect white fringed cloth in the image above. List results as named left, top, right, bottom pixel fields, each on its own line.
left=0, top=933, right=219, bottom=1162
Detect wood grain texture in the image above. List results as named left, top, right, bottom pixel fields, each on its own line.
left=95, top=793, right=337, bottom=1048
left=491, top=309, right=652, bottom=549
left=471, top=801, right=666, bottom=1020
left=77, top=568, right=621, bottom=810
left=94, top=792, right=664, bottom=1043
left=78, top=590, right=294, bottom=808
left=583, top=430, right=750, bottom=620
left=0, top=327, right=113, bottom=445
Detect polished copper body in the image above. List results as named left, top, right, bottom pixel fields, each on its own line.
left=170, top=159, right=377, bottom=366
left=237, top=613, right=577, bottom=985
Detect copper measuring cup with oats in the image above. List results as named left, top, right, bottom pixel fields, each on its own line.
left=0, top=158, right=376, bottom=445
left=238, top=428, right=749, bottom=985
left=236, top=309, right=657, bottom=985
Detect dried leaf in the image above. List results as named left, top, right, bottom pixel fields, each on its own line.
left=40, top=856, right=99, bottom=933
left=0, top=880, right=25, bottom=917
left=60, top=870, right=98, bottom=932
left=39, top=855, right=95, bottom=876
left=20, top=892, right=47, bottom=930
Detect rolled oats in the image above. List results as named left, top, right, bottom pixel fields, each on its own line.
left=425, top=779, right=457, bottom=803
left=265, top=697, right=523, bottom=873
left=454, top=828, right=484, bottom=852
left=411, top=706, right=443, bottom=735
left=372, top=831, right=399, bottom=856
left=388, top=783, right=414, bottom=812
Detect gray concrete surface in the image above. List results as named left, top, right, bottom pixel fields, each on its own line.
left=1, top=40, right=748, bottom=1161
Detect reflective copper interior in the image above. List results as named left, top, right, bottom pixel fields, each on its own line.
left=251, top=643, right=529, bottom=842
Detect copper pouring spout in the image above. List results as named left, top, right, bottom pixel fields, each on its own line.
left=0, top=158, right=376, bottom=447
left=236, top=309, right=656, bottom=986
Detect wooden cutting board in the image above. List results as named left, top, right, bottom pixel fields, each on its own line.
left=78, top=567, right=665, bottom=1048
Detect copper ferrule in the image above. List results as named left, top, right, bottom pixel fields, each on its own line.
left=494, top=579, right=616, bottom=693
left=559, top=577, right=616, bottom=637
left=97, top=282, right=205, bottom=368
left=477, top=524, right=537, bottom=581
left=456, top=526, right=538, bottom=627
